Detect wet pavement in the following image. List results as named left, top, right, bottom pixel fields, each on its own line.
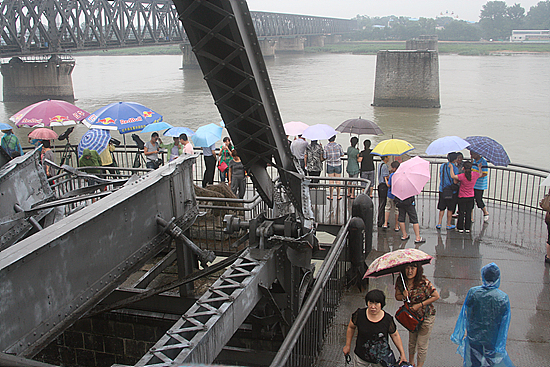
left=317, top=197, right=550, bottom=367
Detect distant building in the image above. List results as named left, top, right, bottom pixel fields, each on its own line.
left=510, top=30, right=550, bottom=43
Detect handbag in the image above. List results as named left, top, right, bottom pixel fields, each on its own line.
left=540, top=193, right=550, bottom=212
left=395, top=302, right=424, bottom=332
left=218, top=161, right=228, bottom=172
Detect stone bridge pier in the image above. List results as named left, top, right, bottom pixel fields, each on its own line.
left=305, top=35, right=326, bottom=47
left=1, top=56, right=75, bottom=102
left=275, top=36, right=306, bottom=52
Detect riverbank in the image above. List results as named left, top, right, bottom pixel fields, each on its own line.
left=72, top=41, right=550, bottom=57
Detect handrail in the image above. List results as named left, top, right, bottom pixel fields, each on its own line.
left=269, top=218, right=351, bottom=367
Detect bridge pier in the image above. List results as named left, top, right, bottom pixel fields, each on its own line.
left=258, top=38, right=277, bottom=57
left=1, top=56, right=75, bottom=102
left=324, top=34, right=342, bottom=44
left=372, top=50, right=440, bottom=108
left=275, top=37, right=306, bottom=53
left=180, top=44, right=200, bottom=69
left=305, top=35, right=325, bottom=48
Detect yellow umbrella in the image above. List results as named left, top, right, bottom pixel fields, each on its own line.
left=371, top=138, right=414, bottom=156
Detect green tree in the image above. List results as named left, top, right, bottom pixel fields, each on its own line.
left=479, top=1, right=526, bottom=40
left=525, top=0, right=550, bottom=29
left=437, top=21, right=481, bottom=41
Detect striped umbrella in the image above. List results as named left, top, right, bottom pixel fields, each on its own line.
left=78, top=129, right=111, bottom=158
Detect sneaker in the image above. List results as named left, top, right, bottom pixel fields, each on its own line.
left=457, top=229, right=464, bottom=233
left=483, top=214, right=490, bottom=222
left=465, top=229, right=471, bottom=233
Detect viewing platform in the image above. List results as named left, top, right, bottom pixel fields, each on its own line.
left=317, top=198, right=549, bottom=366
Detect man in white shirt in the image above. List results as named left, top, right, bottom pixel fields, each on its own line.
left=290, top=134, right=308, bottom=170
left=180, top=133, right=194, bottom=155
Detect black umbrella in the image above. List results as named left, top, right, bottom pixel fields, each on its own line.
left=336, top=117, right=383, bottom=135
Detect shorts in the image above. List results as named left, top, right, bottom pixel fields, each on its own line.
left=361, top=170, right=375, bottom=189
left=385, top=197, right=399, bottom=214
left=327, top=164, right=342, bottom=175
left=437, top=192, right=457, bottom=212
left=398, top=202, right=419, bottom=224
left=349, top=172, right=359, bottom=178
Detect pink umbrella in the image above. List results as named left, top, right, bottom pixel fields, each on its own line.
left=28, top=128, right=59, bottom=140
left=391, top=156, right=430, bottom=200
left=283, top=121, right=309, bottom=136
left=10, top=99, right=90, bottom=128
left=363, top=248, right=433, bottom=278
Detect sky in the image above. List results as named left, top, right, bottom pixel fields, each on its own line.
left=246, top=0, right=542, bottom=22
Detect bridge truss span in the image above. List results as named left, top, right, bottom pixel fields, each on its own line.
left=0, top=0, right=357, bottom=58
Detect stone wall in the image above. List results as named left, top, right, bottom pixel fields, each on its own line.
left=372, top=50, right=440, bottom=108
left=34, top=312, right=176, bottom=367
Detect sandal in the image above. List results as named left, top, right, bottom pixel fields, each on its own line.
left=436, top=224, right=441, bottom=229
left=414, top=237, right=426, bottom=244
left=394, top=228, right=400, bottom=232
left=446, top=225, right=456, bottom=230
left=400, top=235, right=410, bottom=241
left=327, top=196, right=333, bottom=200
left=382, top=225, right=388, bottom=230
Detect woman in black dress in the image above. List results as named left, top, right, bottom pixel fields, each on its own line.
left=344, top=289, right=407, bottom=366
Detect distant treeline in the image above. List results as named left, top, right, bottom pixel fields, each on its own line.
left=351, top=0, right=550, bottom=41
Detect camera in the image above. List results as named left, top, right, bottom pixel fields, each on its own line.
left=110, top=137, right=121, bottom=146
left=131, top=134, right=145, bottom=150
left=58, top=126, right=74, bottom=141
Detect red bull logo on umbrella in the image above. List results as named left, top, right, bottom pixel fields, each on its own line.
left=50, top=115, right=69, bottom=123
left=120, top=116, right=142, bottom=125
left=143, top=111, right=153, bottom=118
left=21, top=118, right=43, bottom=124
left=99, top=117, right=116, bottom=125
left=72, top=110, right=86, bottom=119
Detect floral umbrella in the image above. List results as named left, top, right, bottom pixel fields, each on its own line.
left=363, top=249, right=433, bottom=278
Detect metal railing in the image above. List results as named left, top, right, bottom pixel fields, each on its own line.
left=270, top=219, right=351, bottom=367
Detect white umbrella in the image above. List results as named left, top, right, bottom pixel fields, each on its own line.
left=540, top=174, right=550, bottom=187
left=301, top=124, right=337, bottom=141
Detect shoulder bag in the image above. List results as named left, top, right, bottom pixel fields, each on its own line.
left=442, top=164, right=459, bottom=200
left=395, top=302, right=424, bottom=332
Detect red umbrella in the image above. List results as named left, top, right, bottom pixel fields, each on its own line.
left=11, top=99, right=90, bottom=128
left=28, top=128, right=59, bottom=140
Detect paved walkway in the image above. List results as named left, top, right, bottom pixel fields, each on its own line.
left=317, top=198, right=550, bottom=367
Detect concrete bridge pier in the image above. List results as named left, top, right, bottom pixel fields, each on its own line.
left=372, top=50, right=440, bottom=108
left=305, top=35, right=325, bottom=47
left=258, top=38, right=277, bottom=57
left=324, top=34, right=342, bottom=44
left=180, top=44, right=200, bottom=69
left=276, top=36, right=306, bottom=52
left=1, top=56, right=75, bottom=102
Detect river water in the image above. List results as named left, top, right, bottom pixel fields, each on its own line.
left=1, top=52, right=549, bottom=169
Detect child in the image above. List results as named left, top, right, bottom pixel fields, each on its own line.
left=383, top=161, right=400, bottom=232
left=228, top=149, right=246, bottom=199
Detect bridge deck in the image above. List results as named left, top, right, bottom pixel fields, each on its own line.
left=317, top=197, right=550, bottom=367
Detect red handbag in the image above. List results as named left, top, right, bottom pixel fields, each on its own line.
left=395, top=302, right=424, bottom=332
left=218, top=161, right=228, bottom=172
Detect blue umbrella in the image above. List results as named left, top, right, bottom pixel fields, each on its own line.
left=141, top=121, right=173, bottom=133
left=0, top=122, right=14, bottom=130
left=164, top=126, right=195, bottom=137
left=426, top=136, right=470, bottom=155
left=83, top=102, right=162, bottom=134
left=465, top=136, right=510, bottom=167
left=78, top=129, right=111, bottom=158
left=192, top=123, right=223, bottom=147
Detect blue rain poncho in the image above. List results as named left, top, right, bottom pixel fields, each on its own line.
left=451, top=263, right=514, bottom=367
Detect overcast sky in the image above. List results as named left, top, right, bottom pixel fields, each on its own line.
left=246, top=0, right=542, bottom=22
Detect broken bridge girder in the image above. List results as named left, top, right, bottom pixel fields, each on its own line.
left=0, top=155, right=198, bottom=358
left=135, top=246, right=280, bottom=366
left=171, top=0, right=304, bottom=217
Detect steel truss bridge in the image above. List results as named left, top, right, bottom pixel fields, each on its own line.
left=0, top=0, right=357, bottom=58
